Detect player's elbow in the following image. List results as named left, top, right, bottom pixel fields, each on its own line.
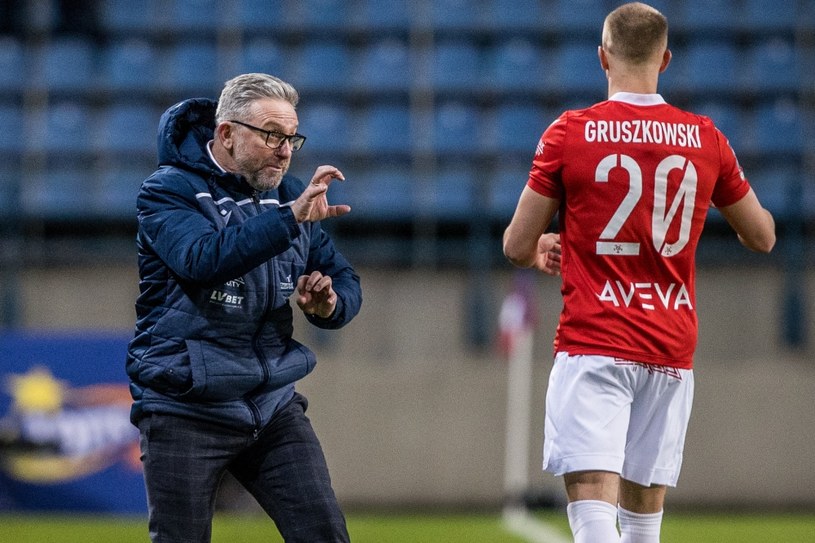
left=503, top=244, right=534, bottom=268
left=745, top=231, right=776, bottom=254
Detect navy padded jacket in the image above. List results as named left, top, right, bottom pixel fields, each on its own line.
left=126, top=98, right=362, bottom=432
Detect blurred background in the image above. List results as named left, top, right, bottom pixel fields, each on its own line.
left=0, top=0, right=813, bottom=518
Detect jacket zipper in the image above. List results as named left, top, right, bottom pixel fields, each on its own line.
left=247, top=190, right=270, bottom=440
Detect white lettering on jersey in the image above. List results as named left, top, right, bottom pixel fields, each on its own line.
left=585, top=120, right=701, bottom=149
left=597, top=280, right=693, bottom=310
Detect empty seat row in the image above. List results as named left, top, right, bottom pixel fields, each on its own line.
left=0, top=35, right=809, bottom=97
left=91, top=0, right=814, bottom=33
left=0, top=96, right=804, bottom=160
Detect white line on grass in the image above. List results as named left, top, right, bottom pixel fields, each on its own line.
left=502, top=506, right=571, bottom=543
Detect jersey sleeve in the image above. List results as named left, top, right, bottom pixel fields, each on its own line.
left=710, top=126, right=751, bottom=208
left=527, top=113, right=567, bottom=200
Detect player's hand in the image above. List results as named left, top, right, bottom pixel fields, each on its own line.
left=535, top=233, right=561, bottom=276
left=290, top=165, right=350, bottom=223
left=295, top=271, right=337, bottom=318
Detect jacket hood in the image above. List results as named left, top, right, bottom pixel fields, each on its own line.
left=157, top=97, right=221, bottom=177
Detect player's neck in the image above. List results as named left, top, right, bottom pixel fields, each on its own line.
left=607, top=73, right=660, bottom=97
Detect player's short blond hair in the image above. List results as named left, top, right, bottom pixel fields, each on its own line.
left=602, top=2, right=668, bottom=65
left=215, top=73, right=299, bottom=125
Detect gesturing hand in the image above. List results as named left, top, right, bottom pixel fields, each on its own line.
left=535, top=233, right=561, bottom=276
left=295, top=271, right=337, bottom=318
left=290, top=165, right=351, bottom=223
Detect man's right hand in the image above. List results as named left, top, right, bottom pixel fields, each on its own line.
left=290, top=165, right=351, bottom=223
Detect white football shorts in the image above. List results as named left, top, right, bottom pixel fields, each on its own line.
left=542, top=352, right=694, bottom=487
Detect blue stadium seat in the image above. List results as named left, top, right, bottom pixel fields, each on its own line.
left=168, top=0, right=221, bottom=31
left=556, top=41, right=604, bottom=95
left=0, top=161, right=21, bottom=219
left=489, top=167, right=528, bottom=219
left=693, top=101, right=744, bottom=151
left=291, top=42, right=351, bottom=92
left=346, top=164, right=414, bottom=220
left=0, top=37, right=25, bottom=93
left=683, top=40, right=738, bottom=94
left=96, top=103, right=158, bottom=154
left=238, top=38, right=287, bottom=76
left=433, top=102, right=481, bottom=153
left=677, top=0, right=736, bottom=32
left=99, top=0, right=159, bottom=32
left=432, top=40, right=482, bottom=91
left=746, top=165, right=795, bottom=218
left=356, top=102, right=412, bottom=153
left=556, top=0, right=606, bottom=33
left=353, top=38, right=411, bottom=92
left=743, top=0, right=797, bottom=30
left=491, top=102, right=549, bottom=154
left=35, top=38, right=95, bottom=92
left=39, top=101, right=93, bottom=153
left=95, top=162, right=146, bottom=217
left=752, top=99, right=804, bottom=154
left=22, top=166, right=89, bottom=219
left=486, top=0, right=546, bottom=31
left=0, top=104, right=24, bottom=153
left=296, top=102, right=352, bottom=152
left=430, top=0, right=482, bottom=29
left=489, top=38, right=548, bottom=92
left=420, top=162, right=476, bottom=220
left=101, top=39, right=159, bottom=92
left=285, top=0, right=349, bottom=29
left=352, top=0, right=410, bottom=30
left=163, top=42, right=220, bottom=92
left=238, top=0, right=286, bottom=30
left=747, top=38, right=801, bottom=94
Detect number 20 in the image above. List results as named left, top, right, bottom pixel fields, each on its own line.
left=595, top=154, right=697, bottom=257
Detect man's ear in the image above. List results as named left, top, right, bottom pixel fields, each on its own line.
left=598, top=45, right=610, bottom=71
left=659, top=49, right=672, bottom=73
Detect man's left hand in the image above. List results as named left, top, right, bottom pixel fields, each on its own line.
left=295, top=271, right=337, bottom=318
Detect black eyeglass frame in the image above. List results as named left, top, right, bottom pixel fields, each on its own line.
left=228, top=119, right=307, bottom=151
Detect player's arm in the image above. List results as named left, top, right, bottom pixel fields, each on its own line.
left=717, top=187, right=776, bottom=253
left=503, top=186, right=561, bottom=269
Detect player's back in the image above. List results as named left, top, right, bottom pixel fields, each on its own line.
left=531, top=94, right=750, bottom=367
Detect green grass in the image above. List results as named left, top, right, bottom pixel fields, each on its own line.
left=1, top=511, right=813, bottom=542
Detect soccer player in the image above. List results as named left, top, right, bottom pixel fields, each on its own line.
left=503, top=3, right=775, bottom=542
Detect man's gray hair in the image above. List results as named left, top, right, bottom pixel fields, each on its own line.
left=215, top=73, right=300, bottom=124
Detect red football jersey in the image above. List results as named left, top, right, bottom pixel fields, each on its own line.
left=528, top=93, right=750, bottom=369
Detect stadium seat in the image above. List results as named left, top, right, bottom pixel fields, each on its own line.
left=693, top=101, right=744, bottom=151
left=489, top=167, right=528, bottom=219
left=238, top=38, right=287, bottom=76
left=291, top=42, right=351, bottom=92
left=35, top=38, right=95, bottom=92
left=556, top=41, right=604, bottom=95
left=556, top=0, right=607, bottom=33
left=352, top=0, right=410, bottom=30
left=296, top=101, right=352, bottom=152
left=683, top=40, right=738, bottom=94
left=346, top=164, right=414, bottom=220
left=356, top=102, right=412, bottom=153
left=95, top=161, right=147, bottom=218
left=238, top=0, right=285, bottom=31
left=167, top=0, right=221, bottom=31
left=101, top=39, right=159, bottom=92
left=743, top=0, right=797, bottom=30
left=430, top=0, right=481, bottom=29
left=0, top=160, right=21, bottom=219
left=491, top=102, right=549, bottom=154
left=96, top=103, right=159, bottom=154
left=747, top=38, right=801, bottom=94
left=21, top=165, right=89, bottom=219
left=488, top=38, right=548, bottom=93
left=0, top=103, right=23, bottom=153
left=746, top=165, right=796, bottom=218
left=353, top=38, right=412, bottom=92
left=677, top=0, right=736, bottom=33
left=752, top=99, right=804, bottom=154
left=0, top=37, right=25, bottom=93
left=486, top=0, right=546, bottom=31
left=432, top=40, right=482, bottom=91
left=420, top=162, right=476, bottom=220
left=163, top=41, right=220, bottom=93
left=99, top=0, right=159, bottom=32
left=285, top=0, right=349, bottom=29
left=38, top=101, right=93, bottom=153
left=433, top=101, right=481, bottom=153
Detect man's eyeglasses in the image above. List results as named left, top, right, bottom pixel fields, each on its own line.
left=228, top=120, right=307, bottom=151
